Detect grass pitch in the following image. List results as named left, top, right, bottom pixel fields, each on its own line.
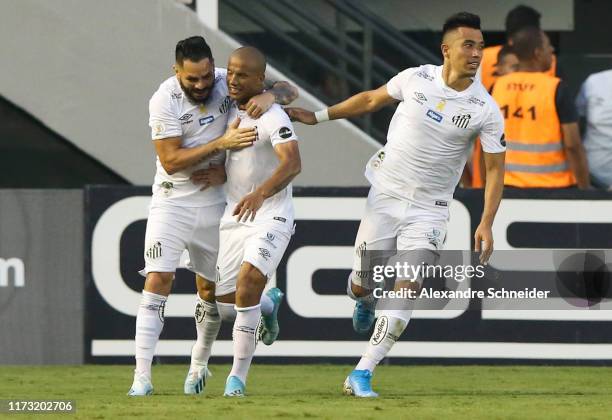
left=1, top=364, right=611, bottom=419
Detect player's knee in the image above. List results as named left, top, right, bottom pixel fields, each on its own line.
left=196, top=275, right=216, bottom=302
left=144, top=272, right=174, bottom=295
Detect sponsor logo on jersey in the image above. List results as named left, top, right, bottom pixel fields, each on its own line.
left=199, top=116, right=214, bottom=126
left=279, top=127, right=293, bottom=139
left=452, top=114, right=471, bottom=129
left=468, top=96, right=485, bottom=107
left=500, top=133, right=506, bottom=147
left=371, top=316, right=389, bottom=345
left=219, top=96, right=231, bottom=114
left=426, top=109, right=443, bottom=123
left=273, top=216, right=286, bottom=223
left=416, top=70, right=434, bottom=81
left=179, top=113, right=193, bottom=125
left=258, top=248, right=271, bottom=261
left=413, top=91, right=427, bottom=105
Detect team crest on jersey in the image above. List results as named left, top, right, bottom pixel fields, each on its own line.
left=451, top=114, right=471, bottom=129
left=219, top=96, right=231, bottom=114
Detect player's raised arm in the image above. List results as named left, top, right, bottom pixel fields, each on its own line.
left=233, top=140, right=301, bottom=222
left=154, top=117, right=255, bottom=175
left=285, top=84, right=398, bottom=125
left=245, top=80, right=299, bottom=119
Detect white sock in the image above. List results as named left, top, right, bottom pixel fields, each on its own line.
left=217, top=301, right=237, bottom=322
left=190, top=295, right=221, bottom=369
left=134, top=290, right=167, bottom=379
left=355, top=313, right=409, bottom=373
left=260, top=293, right=274, bottom=316
left=229, top=304, right=261, bottom=384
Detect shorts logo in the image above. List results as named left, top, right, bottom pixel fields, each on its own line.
left=199, top=116, right=214, bottom=126
left=146, top=241, right=162, bottom=259
left=426, top=109, right=443, bottom=123
left=452, top=114, right=471, bottom=129
left=371, top=316, right=388, bottom=345
left=258, top=248, right=271, bottom=261
left=426, top=228, right=442, bottom=248
left=179, top=113, right=193, bottom=125
left=195, top=301, right=205, bottom=323
left=273, top=216, right=286, bottom=223
left=500, top=133, right=506, bottom=147
left=267, top=232, right=275, bottom=241
left=435, top=200, right=448, bottom=207
left=219, top=96, right=231, bottom=114
left=278, top=127, right=293, bottom=139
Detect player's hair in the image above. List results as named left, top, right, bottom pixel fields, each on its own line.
left=511, top=26, right=544, bottom=61
left=505, top=5, right=541, bottom=37
left=496, top=44, right=516, bottom=63
left=175, top=36, right=213, bottom=65
left=442, top=12, right=481, bottom=37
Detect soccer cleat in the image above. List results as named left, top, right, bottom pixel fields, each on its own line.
left=260, top=287, right=284, bottom=345
left=223, top=375, right=246, bottom=397
left=352, top=300, right=376, bottom=334
left=127, top=372, right=153, bottom=396
left=343, top=369, right=378, bottom=398
left=183, top=365, right=212, bottom=395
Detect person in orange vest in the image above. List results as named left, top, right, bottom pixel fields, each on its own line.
left=480, top=5, right=556, bottom=92
left=470, top=46, right=518, bottom=187
left=492, top=27, right=589, bottom=188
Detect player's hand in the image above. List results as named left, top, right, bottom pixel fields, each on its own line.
left=474, top=223, right=493, bottom=265
left=233, top=190, right=265, bottom=222
left=284, top=107, right=317, bottom=125
left=219, top=117, right=257, bottom=150
left=190, top=165, right=227, bottom=190
left=246, top=92, right=275, bottom=119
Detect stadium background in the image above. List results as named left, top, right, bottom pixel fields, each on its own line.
left=1, top=1, right=612, bottom=415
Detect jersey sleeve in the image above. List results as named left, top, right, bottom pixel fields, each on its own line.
left=480, top=101, right=506, bottom=153
left=149, top=90, right=182, bottom=140
left=554, top=81, right=579, bottom=124
left=386, top=67, right=417, bottom=101
left=267, top=108, right=298, bottom=147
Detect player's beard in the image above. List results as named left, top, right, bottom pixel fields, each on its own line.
left=179, top=78, right=215, bottom=105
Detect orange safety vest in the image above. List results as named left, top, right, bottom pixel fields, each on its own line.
left=471, top=138, right=484, bottom=188
left=492, top=72, right=575, bottom=188
left=481, top=45, right=557, bottom=92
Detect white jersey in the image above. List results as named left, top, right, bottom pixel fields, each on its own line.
left=224, top=103, right=298, bottom=226
left=366, top=64, right=505, bottom=210
left=148, top=68, right=233, bottom=206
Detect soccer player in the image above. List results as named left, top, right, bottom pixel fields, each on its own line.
left=212, top=47, right=301, bottom=397
left=128, top=36, right=297, bottom=396
left=286, top=12, right=505, bottom=397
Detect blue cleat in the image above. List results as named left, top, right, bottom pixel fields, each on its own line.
left=127, top=372, right=153, bottom=396
left=184, top=365, right=212, bottom=395
left=343, top=369, right=378, bottom=398
left=223, top=376, right=246, bottom=397
left=353, top=300, right=376, bottom=334
left=260, top=287, right=284, bottom=345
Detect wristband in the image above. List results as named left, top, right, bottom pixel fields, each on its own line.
left=314, top=108, right=330, bottom=123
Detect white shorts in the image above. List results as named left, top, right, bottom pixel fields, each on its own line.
left=141, top=202, right=224, bottom=281
left=215, top=219, right=293, bottom=296
left=351, top=187, right=448, bottom=287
